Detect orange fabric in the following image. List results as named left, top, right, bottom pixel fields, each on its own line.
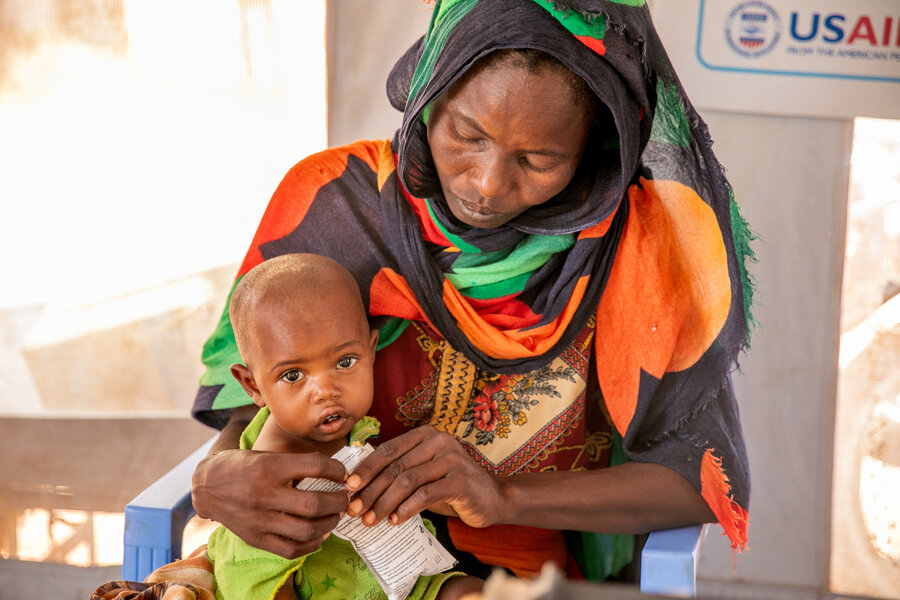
left=444, top=275, right=590, bottom=359
left=237, top=140, right=392, bottom=278
left=594, top=178, right=731, bottom=435
left=368, top=268, right=437, bottom=328
left=575, top=35, right=606, bottom=56
left=92, top=545, right=216, bottom=600
left=376, top=142, right=396, bottom=191
left=576, top=210, right=615, bottom=240
left=370, top=266, right=591, bottom=359
left=399, top=172, right=454, bottom=247
left=700, top=448, right=749, bottom=551
left=447, top=518, right=567, bottom=578
left=647, top=179, right=731, bottom=371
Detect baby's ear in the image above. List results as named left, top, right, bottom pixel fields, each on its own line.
left=369, top=328, right=379, bottom=352
left=230, top=363, right=265, bottom=407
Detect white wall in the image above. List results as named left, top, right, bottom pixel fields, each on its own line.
left=325, top=0, right=431, bottom=147
left=695, top=112, right=852, bottom=598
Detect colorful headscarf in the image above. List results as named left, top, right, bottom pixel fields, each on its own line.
left=193, top=0, right=754, bottom=552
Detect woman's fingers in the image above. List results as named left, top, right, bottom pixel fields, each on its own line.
left=262, top=484, right=349, bottom=521
left=345, top=426, right=439, bottom=490
left=344, top=425, right=503, bottom=528
left=395, top=476, right=502, bottom=529
left=344, top=426, right=446, bottom=518
left=232, top=451, right=349, bottom=516
left=196, top=449, right=346, bottom=502
left=192, top=448, right=349, bottom=557
left=383, top=455, right=504, bottom=529
left=366, top=458, right=459, bottom=523
left=262, top=450, right=349, bottom=488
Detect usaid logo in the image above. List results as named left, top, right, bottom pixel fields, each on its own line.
left=725, top=1, right=782, bottom=58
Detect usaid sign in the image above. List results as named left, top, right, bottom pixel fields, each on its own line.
left=699, top=0, right=900, bottom=82
left=651, top=0, right=900, bottom=119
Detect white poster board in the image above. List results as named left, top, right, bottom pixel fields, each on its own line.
left=651, top=0, right=900, bottom=119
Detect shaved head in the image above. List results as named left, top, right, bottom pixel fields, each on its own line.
left=229, top=253, right=366, bottom=357
left=227, top=253, right=378, bottom=452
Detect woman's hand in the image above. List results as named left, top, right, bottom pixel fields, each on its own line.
left=191, top=448, right=349, bottom=559
left=343, top=425, right=504, bottom=528
left=342, top=424, right=715, bottom=536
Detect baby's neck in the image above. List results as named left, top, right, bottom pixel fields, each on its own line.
left=253, top=429, right=349, bottom=457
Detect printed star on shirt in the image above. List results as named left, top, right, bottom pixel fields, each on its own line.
left=320, top=573, right=337, bottom=591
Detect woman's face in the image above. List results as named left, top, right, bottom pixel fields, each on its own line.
left=427, top=60, right=592, bottom=229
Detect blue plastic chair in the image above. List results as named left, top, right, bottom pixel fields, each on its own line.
left=122, top=438, right=707, bottom=597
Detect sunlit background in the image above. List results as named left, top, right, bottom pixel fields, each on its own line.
left=0, top=0, right=326, bottom=589
left=0, top=0, right=325, bottom=316
left=833, top=117, right=900, bottom=574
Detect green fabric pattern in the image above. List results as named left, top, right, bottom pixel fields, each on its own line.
left=649, top=82, right=691, bottom=148
left=210, top=523, right=463, bottom=600
left=451, top=272, right=532, bottom=300
left=210, top=524, right=462, bottom=600
left=384, top=206, right=575, bottom=337
left=447, top=233, right=575, bottom=297
left=426, top=199, right=480, bottom=253
left=197, top=279, right=247, bottom=410
left=532, top=0, right=607, bottom=39
left=375, top=317, right=411, bottom=350
left=208, top=525, right=307, bottom=600
left=409, top=0, right=478, bottom=114
left=293, top=569, right=312, bottom=599
left=730, top=195, right=759, bottom=342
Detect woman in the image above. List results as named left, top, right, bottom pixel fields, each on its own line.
left=191, top=0, right=754, bottom=581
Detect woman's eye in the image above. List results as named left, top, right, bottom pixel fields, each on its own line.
left=336, top=356, right=358, bottom=369
left=520, top=156, right=552, bottom=173
left=281, top=369, right=304, bottom=382
left=452, top=124, right=479, bottom=144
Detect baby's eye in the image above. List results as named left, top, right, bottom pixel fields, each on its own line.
left=336, top=356, right=358, bottom=370
left=281, top=369, right=304, bottom=383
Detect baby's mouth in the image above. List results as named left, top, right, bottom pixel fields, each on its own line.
left=317, top=407, right=348, bottom=433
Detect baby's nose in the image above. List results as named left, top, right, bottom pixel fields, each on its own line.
left=309, top=375, right=338, bottom=403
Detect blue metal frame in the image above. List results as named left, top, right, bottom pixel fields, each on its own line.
left=122, top=437, right=215, bottom=581
left=640, top=523, right=708, bottom=598
left=122, top=439, right=706, bottom=597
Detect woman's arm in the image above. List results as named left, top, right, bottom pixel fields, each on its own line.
left=344, top=425, right=713, bottom=534
left=206, top=403, right=257, bottom=454
left=191, top=405, right=351, bottom=558
left=496, top=461, right=714, bottom=533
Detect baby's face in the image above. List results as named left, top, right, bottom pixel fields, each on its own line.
left=245, top=289, right=377, bottom=445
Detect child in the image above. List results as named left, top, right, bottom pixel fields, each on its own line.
left=209, top=253, right=481, bottom=600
